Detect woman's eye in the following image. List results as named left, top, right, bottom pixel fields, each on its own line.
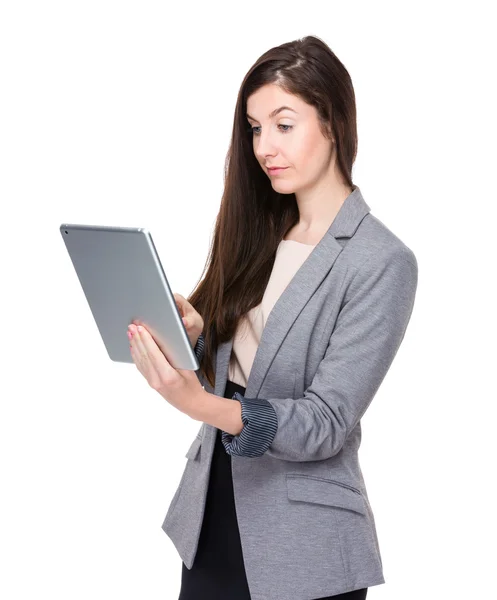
left=247, top=124, right=293, bottom=135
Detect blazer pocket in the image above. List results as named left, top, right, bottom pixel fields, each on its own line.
left=286, top=474, right=366, bottom=515
left=286, top=473, right=382, bottom=575
left=185, top=436, right=202, bottom=461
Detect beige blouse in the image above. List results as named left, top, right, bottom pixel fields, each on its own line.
left=228, top=240, right=316, bottom=387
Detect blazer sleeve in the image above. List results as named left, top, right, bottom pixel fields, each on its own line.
left=193, top=332, right=212, bottom=392
left=221, top=248, right=418, bottom=460
left=194, top=332, right=205, bottom=363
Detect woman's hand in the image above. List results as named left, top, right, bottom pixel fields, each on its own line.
left=127, top=322, right=205, bottom=415
left=174, top=293, right=204, bottom=348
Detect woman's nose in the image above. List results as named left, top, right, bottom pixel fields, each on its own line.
left=255, top=133, right=277, bottom=160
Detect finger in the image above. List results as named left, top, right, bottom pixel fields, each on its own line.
left=183, top=301, right=194, bottom=317
left=130, top=327, right=152, bottom=373
left=129, top=337, right=140, bottom=365
left=174, top=293, right=185, bottom=308
left=131, top=327, right=164, bottom=390
left=136, top=326, right=175, bottom=381
left=174, top=296, right=185, bottom=318
left=129, top=337, right=146, bottom=377
left=175, top=293, right=192, bottom=316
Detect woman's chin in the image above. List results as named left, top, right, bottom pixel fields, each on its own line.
left=271, top=180, right=294, bottom=193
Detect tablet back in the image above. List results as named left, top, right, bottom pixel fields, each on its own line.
left=59, top=223, right=199, bottom=370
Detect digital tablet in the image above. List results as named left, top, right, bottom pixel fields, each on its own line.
left=59, top=223, right=199, bottom=370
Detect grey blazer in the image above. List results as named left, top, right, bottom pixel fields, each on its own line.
left=162, top=186, right=418, bottom=600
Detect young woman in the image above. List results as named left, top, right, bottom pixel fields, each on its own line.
left=128, top=35, right=418, bottom=600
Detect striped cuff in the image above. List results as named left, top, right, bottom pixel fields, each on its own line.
left=194, top=333, right=205, bottom=362
left=221, top=392, right=278, bottom=457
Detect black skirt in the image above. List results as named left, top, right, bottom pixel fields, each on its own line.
left=178, top=380, right=367, bottom=600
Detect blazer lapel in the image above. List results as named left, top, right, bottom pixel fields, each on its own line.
left=214, top=186, right=371, bottom=400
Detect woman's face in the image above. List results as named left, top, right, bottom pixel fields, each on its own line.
left=246, top=83, right=334, bottom=194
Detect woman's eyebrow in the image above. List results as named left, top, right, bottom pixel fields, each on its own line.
left=246, top=106, right=298, bottom=121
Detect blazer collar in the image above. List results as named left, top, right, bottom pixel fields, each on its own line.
left=327, top=185, right=371, bottom=239
left=214, top=185, right=371, bottom=399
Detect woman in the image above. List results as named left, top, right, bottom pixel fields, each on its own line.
left=128, top=35, right=418, bottom=599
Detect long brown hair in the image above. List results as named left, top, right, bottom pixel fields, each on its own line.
left=188, top=35, right=358, bottom=389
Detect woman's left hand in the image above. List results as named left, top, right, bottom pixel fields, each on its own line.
left=128, top=322, right=204, bottom=415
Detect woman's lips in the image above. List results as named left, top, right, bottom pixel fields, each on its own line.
left=268, top=167, right=288, bottom=175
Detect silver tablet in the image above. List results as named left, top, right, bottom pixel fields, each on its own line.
left=59, top=223, right=199, bottom=370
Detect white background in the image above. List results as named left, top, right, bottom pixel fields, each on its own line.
left=1, top=1, right=495, bottom=598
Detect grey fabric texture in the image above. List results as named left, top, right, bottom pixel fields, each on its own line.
left=163, top=186, right=418, bottom=599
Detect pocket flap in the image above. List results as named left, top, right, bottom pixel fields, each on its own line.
left=185, top=436, right=202, bottom=461
left=286, top=474, right=366, bottom=515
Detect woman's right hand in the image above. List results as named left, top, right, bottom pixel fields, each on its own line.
left=174, top=292, right=204, bottom=349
